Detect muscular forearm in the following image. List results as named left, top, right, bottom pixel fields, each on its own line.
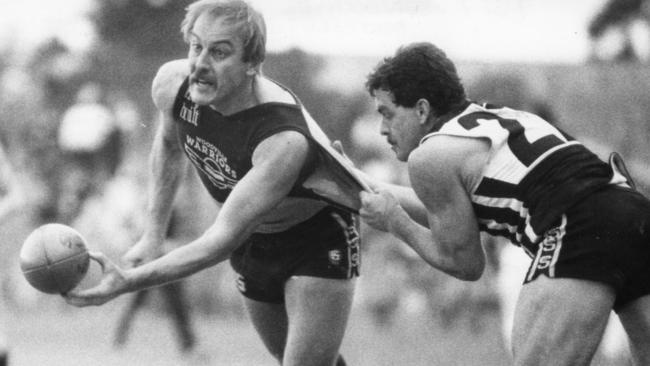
left=387, top=209, right=484, bottom=281
left=142, top=132, right=186, bottom=240
left=124, top=228, right=239, bottom=291
left=353, top=167, right=428, bottom=225
left=381, top=183, right=429, bottom=227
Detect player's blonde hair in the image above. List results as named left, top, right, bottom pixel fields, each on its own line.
left=181, top=0, right=266, bottom=66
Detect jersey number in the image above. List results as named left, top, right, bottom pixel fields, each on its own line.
left=457, top=112, right=567, bottom=167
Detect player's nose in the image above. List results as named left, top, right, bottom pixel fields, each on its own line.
left=379, top=120, right=390, bottom=137
left=193, top=49, right=212, bottom=71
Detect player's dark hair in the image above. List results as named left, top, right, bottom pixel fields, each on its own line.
left=366, top=42, right=466, bottom=115
left=181, top=0, right=266, bottom=66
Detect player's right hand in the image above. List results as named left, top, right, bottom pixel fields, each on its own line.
left=359, top=189, right=403, bottom=232
left=122, top=236, right=164, bottom=269
left=63, top=252, right=130, bottom=307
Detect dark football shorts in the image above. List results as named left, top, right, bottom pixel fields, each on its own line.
left=229, top=206, right=360, bottom=304
left=524, top=185, right=650, bottom=311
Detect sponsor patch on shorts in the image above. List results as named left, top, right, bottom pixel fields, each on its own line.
left=329, top=249, right=342, bottom=265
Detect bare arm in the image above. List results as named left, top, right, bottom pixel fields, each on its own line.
left=376, top=181, right=429, bottom=227
left=126, top=131, right=309, bottom=285
left=66, top=129, right=311, bottom=304
left=360, top=136, right=487, bottom=280
left=122, top=60, right=189, bottom=266
left=142, top=112, right=187, bottom=240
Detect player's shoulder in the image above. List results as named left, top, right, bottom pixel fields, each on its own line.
left=411, top=135, right=485, bottom=164
left=256, top=77, right=297, bottom=105
left=151, top=59, right=190, bottom=112
left=258, top=129, right=309, bottom=154
left=409, top=135, right=488, bottom=183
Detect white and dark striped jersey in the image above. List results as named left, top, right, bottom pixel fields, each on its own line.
left=421, top=102, right=625, bottom=256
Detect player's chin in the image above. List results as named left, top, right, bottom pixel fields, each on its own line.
left=394, top=147, right=409, bottom=162
left=189, top=87, right=216, bottom=105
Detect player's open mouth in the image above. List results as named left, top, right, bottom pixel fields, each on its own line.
left=196, top=80, right=213, bottom=87
left=191, top=76, right=215, bottom=88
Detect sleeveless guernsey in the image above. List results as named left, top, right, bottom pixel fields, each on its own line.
left=422, top=102, right=626, bottom=256
left=171, top=78, right=363, bottom=233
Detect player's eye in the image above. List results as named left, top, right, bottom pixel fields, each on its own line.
left=211, top=47, right=229, bottom=59
left=190, top=42, right=202, bottom=54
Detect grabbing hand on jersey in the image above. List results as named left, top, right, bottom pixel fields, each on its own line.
left=359, top=189, right=407, bottom=232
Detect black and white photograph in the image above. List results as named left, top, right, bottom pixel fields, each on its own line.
left=1, top=1, right=649, bottom=365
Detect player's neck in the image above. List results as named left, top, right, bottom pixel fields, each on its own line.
left=209, top=79, right=259, bottom=116
left=430, top=100, right=471, bottom=132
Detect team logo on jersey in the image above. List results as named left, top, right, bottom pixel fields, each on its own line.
left=179, top=102, right=199, bottom=126
left=184, top=135, right=238, bottom=190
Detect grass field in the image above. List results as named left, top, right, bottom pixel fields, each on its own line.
left=5, top=292, right=514, bottom=366
left=4, top=293, right=629, bottom=366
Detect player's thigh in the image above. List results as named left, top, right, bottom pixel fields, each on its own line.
left=617, top=294, right=650, bottom=364
left=243, top=297, right=288, bottom=361
left=283, top=276, right=355, bottom=366
left=512, top=275, right=615, bottom=366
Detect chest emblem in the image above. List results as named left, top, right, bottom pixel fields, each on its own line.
left=184, top=135, right=238, bottom=190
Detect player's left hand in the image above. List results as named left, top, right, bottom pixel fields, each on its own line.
left=359, top=189, right=402, bottom=232
left=63, top=252, right=130, bottom=307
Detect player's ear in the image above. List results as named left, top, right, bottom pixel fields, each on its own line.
left=415, top=98, right=432, bottom=125
left=246, top=63, right=258, bottom=76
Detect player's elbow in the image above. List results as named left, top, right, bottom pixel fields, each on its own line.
left=437, top=242, right=485, bottom=281
left=200, top=224, right=250, bottom=263
left=451, top=255, right=485, bottom=281
left=428, top=256, right=484, bottom=281
left=457, top=265, right=484, bottom=281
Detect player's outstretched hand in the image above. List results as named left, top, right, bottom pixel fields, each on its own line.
left=359, top=189, right=403, bottom=232
left=122, top=236, right=163, bottom=269
left=63, top=252, right=129, bottom=307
